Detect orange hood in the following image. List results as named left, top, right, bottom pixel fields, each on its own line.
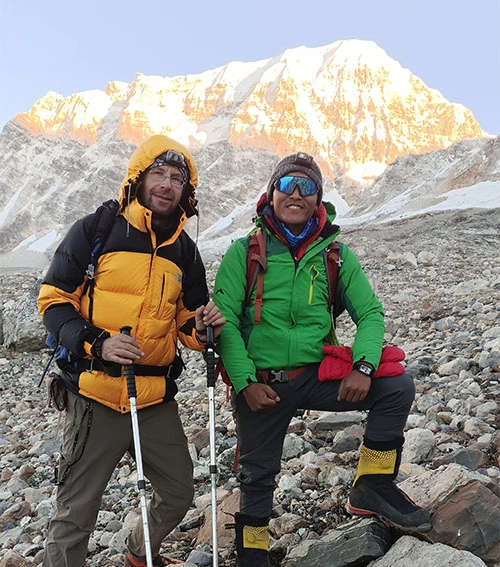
left=119, top=134, right=199, bottom=218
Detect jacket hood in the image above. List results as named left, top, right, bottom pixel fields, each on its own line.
left=119, top=135, right=199, bottom=218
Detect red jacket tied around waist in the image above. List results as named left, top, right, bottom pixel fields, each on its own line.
left=319, top=345, right=406, bottom=381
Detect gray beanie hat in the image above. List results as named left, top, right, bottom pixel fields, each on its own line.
left=267, top=152, right=323, bottom=203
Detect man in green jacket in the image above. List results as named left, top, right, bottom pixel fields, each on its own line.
left=213, top=152, right=430, bottom=567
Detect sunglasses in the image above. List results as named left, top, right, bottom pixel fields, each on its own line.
left=276, top=176, right=318, bottom=196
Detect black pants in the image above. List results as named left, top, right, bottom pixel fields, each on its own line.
left=235, top=365, right=415, bottom=517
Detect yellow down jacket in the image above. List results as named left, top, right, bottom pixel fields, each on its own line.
left=38, top=135, right=208, bottom=413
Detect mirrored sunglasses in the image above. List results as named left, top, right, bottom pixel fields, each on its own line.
left=276, top=176, right=318, bottom=196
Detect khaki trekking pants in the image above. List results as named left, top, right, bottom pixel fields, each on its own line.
left=42, top=391, right=194, bottom=567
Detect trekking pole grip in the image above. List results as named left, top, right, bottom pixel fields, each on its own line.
left=120, top=326, right=136, bottom=398
left=206, top=326, right=215, bottom=388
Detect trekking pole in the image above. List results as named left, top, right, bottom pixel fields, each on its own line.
left=206, top=326, right=219, bottom=567
left=120, top=326, right=153, bottom=567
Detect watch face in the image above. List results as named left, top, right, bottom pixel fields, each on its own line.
left=354, top=363, right=373, bottom=376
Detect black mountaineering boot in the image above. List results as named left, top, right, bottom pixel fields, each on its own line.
left=348, top=438, right=431, bottom=533
left=234, top=512, right=270, bottom=567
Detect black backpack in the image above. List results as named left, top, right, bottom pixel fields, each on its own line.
left=40, top=199, right=119, bottom=384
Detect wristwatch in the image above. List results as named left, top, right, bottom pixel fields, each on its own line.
left=353, top=361, right=374, bottom=377
left=90, top=332, right=110, bottom=360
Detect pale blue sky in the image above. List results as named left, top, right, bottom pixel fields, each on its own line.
left=1, top=0, right=499, bottom=134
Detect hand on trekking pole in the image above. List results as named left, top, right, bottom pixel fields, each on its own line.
left=99, top=334, right=144, bottom=365
left=195, top=300, right=226, bottom=341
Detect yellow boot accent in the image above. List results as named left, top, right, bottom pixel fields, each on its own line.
left=353, top=445, right=397, bottom=485
left=242, top=524, right=270, bottom=550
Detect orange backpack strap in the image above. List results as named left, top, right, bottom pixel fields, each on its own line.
left=245, top=229, right=267, bottom=324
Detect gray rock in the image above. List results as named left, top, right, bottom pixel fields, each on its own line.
left=281, top=518, right=390, bottom=566
left=369, top=535, right=488, bottom=566
left=1, top=208, right=499, bottom=565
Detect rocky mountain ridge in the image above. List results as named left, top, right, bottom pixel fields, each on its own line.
left=14, top=40, right=485, bottom=168
left=0, top=39, right=493, bottom=268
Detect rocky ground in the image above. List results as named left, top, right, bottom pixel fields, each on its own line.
left=0, top=207, right=499, bottom=566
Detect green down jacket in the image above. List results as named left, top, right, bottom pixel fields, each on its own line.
left=213, top=198, right=385, bottom=393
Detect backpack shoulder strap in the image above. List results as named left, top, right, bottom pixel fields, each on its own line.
left=245, top=228, right=267, bottom=324
left=85, top=199, right=120, bottom=281
left=244, top=233, right=341, bottom=325
left=84, top=199, right=119, bottom=322
left=324, top=241, right=342, bottom=316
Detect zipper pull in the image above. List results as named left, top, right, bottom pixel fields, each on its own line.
left=308, top=265, right=319, bottom=304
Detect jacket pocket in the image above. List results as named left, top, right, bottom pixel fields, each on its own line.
left=156, top=271, right=182, bottom=319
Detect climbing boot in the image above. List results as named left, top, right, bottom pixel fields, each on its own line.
left=348, top=440, right=431, bottom=533
left=234, top=512, right=270, bottom=567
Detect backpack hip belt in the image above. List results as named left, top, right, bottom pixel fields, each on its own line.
left=257, top=365, right=312, bottom=383
left=76, top=358, right=180, bottom=378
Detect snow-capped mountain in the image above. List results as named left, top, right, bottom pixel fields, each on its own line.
left=0, top=39, right=496, bottom=269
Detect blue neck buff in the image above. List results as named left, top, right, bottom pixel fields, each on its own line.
left=277, top=216, right=318, bottom=249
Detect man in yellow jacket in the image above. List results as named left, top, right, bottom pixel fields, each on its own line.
left=38, top=135, right=225, bottom=567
